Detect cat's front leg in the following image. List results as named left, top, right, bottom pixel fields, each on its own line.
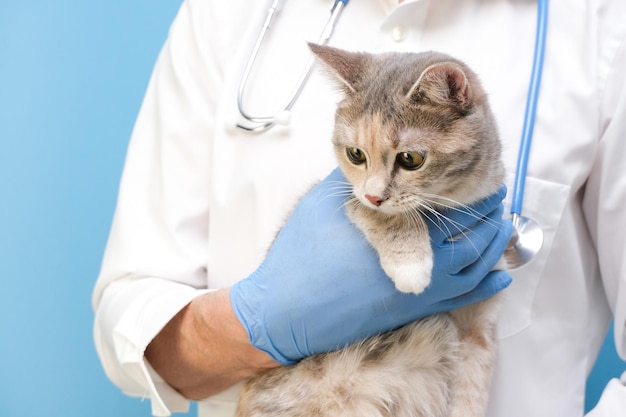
left=378, top=230, right=433, bottom=294
left=349, top=204, right=433, bottom=294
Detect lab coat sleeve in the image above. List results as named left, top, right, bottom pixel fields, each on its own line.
left=92, top=0, right=223, bottom=415
left=583, top=16, right=626, bottom=417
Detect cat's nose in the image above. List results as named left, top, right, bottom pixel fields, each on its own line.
left=365, top=194, right=385, bottom=207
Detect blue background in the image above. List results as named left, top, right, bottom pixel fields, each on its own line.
left=0, top=1, right=624, bottom=416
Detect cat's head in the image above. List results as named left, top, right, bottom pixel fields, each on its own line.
left=310, top=44, right=504, bottom=215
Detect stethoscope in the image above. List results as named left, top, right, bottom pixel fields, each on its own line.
left=235, top=0, right=350, bottom=133
left=236, top=0, right=548, bottom=268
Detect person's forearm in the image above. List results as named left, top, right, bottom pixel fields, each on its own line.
left=144, top=288, right=280, bottom=400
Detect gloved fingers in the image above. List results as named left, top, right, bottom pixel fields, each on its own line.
left=454, top=218, right=513, bottom=279
left=426, top=186, right=507, bottom=244
left=433, top=203, right=506, bottom=270
left=439, top=270, right=512, bottom=310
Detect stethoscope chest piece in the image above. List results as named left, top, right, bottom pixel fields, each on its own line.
left=504, top=214, right=544, bottom=269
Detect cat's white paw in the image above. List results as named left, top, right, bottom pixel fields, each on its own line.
left=383, top=258, right=433, bottom=295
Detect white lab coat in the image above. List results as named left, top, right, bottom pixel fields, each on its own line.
left=92, top=0, right=626, bottom=416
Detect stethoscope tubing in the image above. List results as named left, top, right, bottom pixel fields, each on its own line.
left=511, top=0, right=549, bottom=216
left=236, top=0, right=350, bottom=133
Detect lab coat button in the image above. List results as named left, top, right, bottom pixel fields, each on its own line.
left=391, top=25, right=408, bottom=42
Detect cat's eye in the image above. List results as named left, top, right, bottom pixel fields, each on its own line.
left=396, top=151, right=426, bottom=170
left=346, top=147, right=367, bottom=165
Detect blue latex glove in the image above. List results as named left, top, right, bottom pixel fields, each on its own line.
left=230, top=168, right=512, bottom=365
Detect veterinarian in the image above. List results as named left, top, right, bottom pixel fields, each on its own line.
left=93, top=1, right=626, bottom=416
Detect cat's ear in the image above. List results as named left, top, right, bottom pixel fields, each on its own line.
left=407, top=62, right=471, bottom=109
left=309, top=43, right=368, bottom=94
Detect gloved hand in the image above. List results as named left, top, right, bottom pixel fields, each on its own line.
left=230, top=168, right=512, bottom=365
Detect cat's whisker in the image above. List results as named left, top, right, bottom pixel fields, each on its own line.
left=419, top=194, right=484, bottom=220
left=419, top=193, right=502, bottom=230
left=427, top=208, right=482, bottom=244
left=402, top=208, right=428, bottom=234
left=422, top=205, right=493, bottom=271
left=324, top=180, right=354, bottom=190
left=312, top=181, right=356, bottom=219
left=337, top=196, right=359, bottom=214
left=323, top=189, right=354, bottom=199
left=327, top=192, right=360, bottom=218
left=418, top=204, right=493, bottom=272
left=418, top=204, right=460, bottom=241
left=419, top=202, right=490, bottom=260
left=319, top=183, right=354, bottom=199
left=324, top=182, right=353, bottom=192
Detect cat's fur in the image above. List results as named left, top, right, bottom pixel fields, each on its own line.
left=234, top=45, right=505, bottom=417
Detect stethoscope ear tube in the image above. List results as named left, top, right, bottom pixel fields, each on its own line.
left=235, top=0, right=350, bottom=133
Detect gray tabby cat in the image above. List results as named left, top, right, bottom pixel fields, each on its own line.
left=234, top=45, right=505, bottom=417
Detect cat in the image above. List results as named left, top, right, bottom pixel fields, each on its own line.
left=234, top=44, right=506, bottom=417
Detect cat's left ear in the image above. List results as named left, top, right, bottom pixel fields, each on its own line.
left=309, top=43, right=369, bottom=94
left=407, top=62, right=471, bottom=109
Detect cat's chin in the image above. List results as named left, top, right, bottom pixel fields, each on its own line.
left=364, top=204, right=415, bottom=217
left=364, top=205, right=401, bottom=216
